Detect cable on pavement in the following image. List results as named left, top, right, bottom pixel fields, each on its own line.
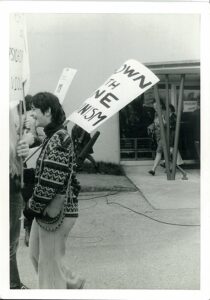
left=79, top=191, right=200, bottom=227
left=106, top=196, right=200, bottom=227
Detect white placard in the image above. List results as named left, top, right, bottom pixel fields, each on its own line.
left=54, top=67, right=77, bottom=103
left=9, top=13, right=30, bottom=106
left=68, top=59, right=159, bottom=133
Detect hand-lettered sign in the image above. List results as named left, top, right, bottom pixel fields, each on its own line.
left=9, top=14, right=30, bottom=108
left=68, top=59, right=159, bottom=133
left=54, top=67, right=77, bottom=104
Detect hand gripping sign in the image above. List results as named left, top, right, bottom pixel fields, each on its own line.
left=68, top=59, right=159, bottom=133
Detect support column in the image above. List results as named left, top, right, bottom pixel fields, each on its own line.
left=165, top=74, right=170, bottom=159
left=171, top=84, right=177, bottom=111
left=171, top=75, right=185, bottom=179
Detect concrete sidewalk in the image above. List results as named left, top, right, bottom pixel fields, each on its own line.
left=123, top=164, right=200, bottom=210
left=78, top=165, right=200, bottom=226
left=79, top=164, right=200, bottom=210
left=17, top=164, right=200, bottom=290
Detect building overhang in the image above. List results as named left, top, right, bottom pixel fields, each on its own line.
left=145, top=60, right=200, bottom=87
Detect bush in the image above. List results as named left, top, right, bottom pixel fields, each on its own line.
left=78, top=161, right=125, bottom=175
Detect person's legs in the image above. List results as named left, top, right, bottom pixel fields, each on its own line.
left=152, top=152, right=162, bottom=172
left=10, top=192, right=22, bottom=289
left=149, top=138, right=164, bottom=176
left=24, top=217, right=33, bottom=247
left=38, top=217, right=81, bottom=289
left=170, top=147, right=184, bottom=166
left=149, top=150, right=162, bottom=176
left=29, top=219, right=39, bottom=274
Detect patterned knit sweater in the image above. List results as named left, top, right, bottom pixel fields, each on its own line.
left=28, top=125, right=80, bottom=218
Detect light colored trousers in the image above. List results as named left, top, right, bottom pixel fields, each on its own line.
left=29, top=217, right=79, bottom=289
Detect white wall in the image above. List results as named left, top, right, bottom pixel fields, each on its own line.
left=26, top=13, right=200, bottom=163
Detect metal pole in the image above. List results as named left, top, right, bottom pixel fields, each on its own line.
left=154, top=85, right=171, bottom=180
left=165, top=75, right=170, bottom=160
left=20, top=82, right=27, bottom=188
left=22, top=82, right=27, bottom=118
left=171, top=75, right=185, bottom=179
left=18, top=99, right=24, bottom=188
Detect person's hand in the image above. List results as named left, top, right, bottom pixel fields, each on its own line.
left=16, top=140, right=29, bottom=158
left=23, top=131, right=35, bottom=146
left=43, top=205, right=60, bottom=218
left=43, top=195, right=65, bottom=218
left=24, top=118, right=31, bottom=130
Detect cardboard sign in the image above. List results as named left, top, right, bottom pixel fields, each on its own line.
left=9, top=14, right=30, bottom=107
left=68, top=59, right=159, bottom=133
left=54, top=67, right=77, bottom=104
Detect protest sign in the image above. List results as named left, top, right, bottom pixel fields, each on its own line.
left=68, top=59, right=159, bottom=133
left=54, top=67, right=77, bottom=104
left=9, top=14, right=30, bottom=108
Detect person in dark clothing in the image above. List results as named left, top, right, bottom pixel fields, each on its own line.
left=19, top=95, right=45, bottom=246
left=148, top=101, right=166, bottom=176
left=160, top=104, right=184, bottom=168
left=10, top=107, right=30, bottom=289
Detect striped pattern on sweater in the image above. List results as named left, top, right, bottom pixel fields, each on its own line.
left=29, top=129, right=79, bottom=217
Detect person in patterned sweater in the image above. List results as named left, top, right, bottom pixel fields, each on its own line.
left=23, top=92, right=85, bottom=289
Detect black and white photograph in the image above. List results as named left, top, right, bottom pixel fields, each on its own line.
left=1, top=1, right=210, bottom=299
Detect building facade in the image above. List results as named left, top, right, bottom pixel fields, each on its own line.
left=25, top=14, right=200, bottom=165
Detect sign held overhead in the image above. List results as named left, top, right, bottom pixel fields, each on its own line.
left=68, top=59, right=159, bottom=133
left=54, top=67, right=77, bottom=104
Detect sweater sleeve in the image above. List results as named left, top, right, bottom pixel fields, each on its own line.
left=29, top=130, right=74, bottom=214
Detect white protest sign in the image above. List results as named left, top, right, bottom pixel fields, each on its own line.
left=68, top=59, right=159, bottom=133
left=9, top=14, right=30, bottom=107
left=54, top=68, right=77, bottom=104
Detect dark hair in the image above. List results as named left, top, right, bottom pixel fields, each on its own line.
left=17, top=94, right=33, bottom=113
left=169, top=104, right=175, bottom=112
left=32, top=92, right=66, bottom=125
left=25, top=95, right=33, bottom=111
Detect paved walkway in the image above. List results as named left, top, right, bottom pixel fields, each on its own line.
left=123, top=164, right=200, bottom=210
left=123, top=164, right=200, bottom=226
left=17, top=164, right=200, bottom=290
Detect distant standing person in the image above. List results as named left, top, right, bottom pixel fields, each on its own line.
left=148, top=101, right=166, bottom=176
left=168, top=104, right=184, bottom=166
left=160, top=104, right=184, bottom=168
left=71, top=124, right=99, bottom=171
